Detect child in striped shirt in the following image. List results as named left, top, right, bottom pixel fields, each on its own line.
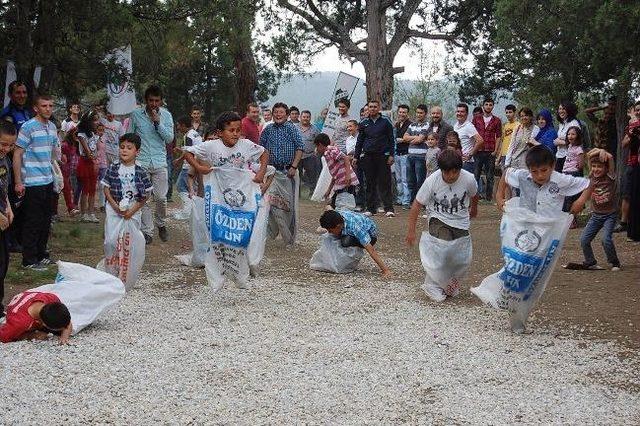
left=314, top=133, right=359, bottom=209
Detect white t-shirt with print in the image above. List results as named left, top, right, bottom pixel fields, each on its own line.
left=118, top=163, right=136, bottom=209
left=506, top=168, right=589, bottom=218
left=453, top=121, right=479, bottom=161
left=183, top=138, right=264, bottom=169
left=415, top=169, right=478, bottom=230
left=345, top=134, right=357, bottom=155
left=77, top=132, right=99, bottom=157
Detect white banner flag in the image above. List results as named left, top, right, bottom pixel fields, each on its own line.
left=3, top=60, right=17, bottom=108
left=105, top=46, right=136, bottom=115
left=321, top=72, right=360, bottom=140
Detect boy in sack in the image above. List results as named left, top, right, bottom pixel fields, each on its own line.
left=314, top=133, right=359, bottom=210
left=101, top=133, right=152, bottom=287
left=564, top=148, right=621, bottom=271
left=406, top=149, right=478, bottom=302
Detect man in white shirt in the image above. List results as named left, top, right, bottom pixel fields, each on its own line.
left=100, top=107, right=125, bottom=165
left=453, top=103, right=484, bottom=173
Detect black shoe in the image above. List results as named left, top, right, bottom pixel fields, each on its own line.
left=144, top=234, right=153, bottom=245
left=1, top=307, right=5, bottom=319
left=613, top=222, right=627, bottom=233
left=158, top=226, right=169, bottom=242
left=9, top=244, right=22, bottom=253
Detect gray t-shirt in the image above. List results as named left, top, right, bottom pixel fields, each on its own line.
left=295, top=123, right=320, bottom=158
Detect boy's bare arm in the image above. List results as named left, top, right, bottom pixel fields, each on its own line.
left=124, top=198, right=146, bottom=220
left=58, top=323, right=73, bottom=345
left=496, top=173, right=508, bottom=211
left=184, top=152, right=212, bottom=174
left=405, top=200, right=423, bottom=246
left=470, top=194, right=479, bottom=218
left=103, top=187, right=121, bottom=213
left=570, top=184, right=594, bottom=215
left=363, top=244, right=391, bottom=278
left=254, top=150, right=268, bottom=183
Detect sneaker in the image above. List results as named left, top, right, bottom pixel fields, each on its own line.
left=613, top=222, right=627, bottom=233
left=69, top=208, right=80, bottom=217
left=144, top=234, right=153, bottom=245
left=611, top=265, right=621, bottom=271
left=51, top=214, right=59, bottom=223
left=89, top=214, right=100, bottom=223
left=158, top=226, right=169, bottom=242
left=80, top=214, right=90, bottom=222
left=385, top=211, right=395, bottom=218
left=402, top=204, right=410, bottom=210
left=421, top=214, right=428, bottom=219
left=354, top=206, right=363, bottom=212
left=23, top=262, right=48, bottom=272
left=39, top=257, right=55, bottom=266
left=377, top=207, right=385, bottom=213
left=363, top=211, right=373, bottom=217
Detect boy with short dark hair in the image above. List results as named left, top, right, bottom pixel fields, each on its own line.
left=0, top=121, right=16, bottom=316
left=0, top=291, right=71, bottom=344
left=314, top=133, right=359, bottom=209
left=496, top=145, right=590, bottom=216
left=319, top=209, right=390, bottom=277
left=565, top=148, right=621, bottom=271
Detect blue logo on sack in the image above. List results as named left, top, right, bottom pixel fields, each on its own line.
left=499, top=248, right=543, bottom=293
left=210, top=205, right=255, bottom=248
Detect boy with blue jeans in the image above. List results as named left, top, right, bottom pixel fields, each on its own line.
left=565, top=148, right=621, bottom=271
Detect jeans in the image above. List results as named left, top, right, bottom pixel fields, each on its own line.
left=463, top=161, right=475, bottom=174
left=299, top=155, right=321, bottom=193
left=474, top=151, right=495, bottom=200
left=355, top=164, right=366, bottom=209
left=21, top=183, right=54, bottom=266
left=581, top=212, right=619, bottom=266
left=341, top=235, right=377, bottom=248
left=166, top=149, right=174, bottom=200
left=407, top=155, right=427, bottom=203
left=394, top=154, right=410, bottom=205
left=361, top=153, right=394, bottom=213
left=140, top=165, right=168, bottom=236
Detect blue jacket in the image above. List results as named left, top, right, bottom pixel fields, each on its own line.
left=354, top=114, right=395, bottom=158
left=0, top=102, right=33, bottom=131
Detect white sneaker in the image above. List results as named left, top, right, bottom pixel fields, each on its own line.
left=80, top=214, right=90, bottom=222
left=611, top=266, right=621, bottom=271
left=385, top=211, right=395, bottom=217
left=363, top=211, right=373, bottom=217
left=89, top=214, right=100, bottom=223
left=421, top=214, right=428, bottom=219
left=377, top=207, right=385, bottom=213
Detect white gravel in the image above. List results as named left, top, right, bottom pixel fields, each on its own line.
left=1, top=224, right=639, bottom=424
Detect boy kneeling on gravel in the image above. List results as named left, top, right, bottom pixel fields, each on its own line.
left=0, top=291, right=71, bottom=344
left=319, top=210, right=391, bottom=278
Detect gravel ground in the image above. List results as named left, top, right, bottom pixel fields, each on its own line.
left=2, top=211, right=639, bottom=424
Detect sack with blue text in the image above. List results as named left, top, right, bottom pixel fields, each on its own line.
left=471, top=198, right=572, bottom=332
left=203, top=168, right=262, bottom=291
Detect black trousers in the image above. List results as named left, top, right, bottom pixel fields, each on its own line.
left=341, top=235, right=377, bottom=248
left=21, top=183, right=53, bottom=266
left=362, top=153, right=394, bottom=214
left=474, top=151, right=495, bottom=200
left=0, top=230, right=8, bottom=310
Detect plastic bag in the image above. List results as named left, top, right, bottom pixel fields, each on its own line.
left=470, top=198, right=573, bottom=332
left=334, top=191, right=356, bottom=210
left=267, top=170, right=299, bottom=245
left=101, top=205, right=146, bottom=290
left=247, top=194, right=270, bottom=273
left=419, top=232, right=472, bottom=302
left=33, top=261, right=125, bottom=334
left=309, top=234, right=364, bottom=273
left=172, top=192, right=193, bottom=220
left=311, top=157, right=332, bottom=202
left=203, top=168, right=261, bottom=291
left=175, top=196, right=207, bottom=268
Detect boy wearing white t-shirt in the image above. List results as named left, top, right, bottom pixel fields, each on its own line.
left=344, top=120, right=359, bottom=156
left=183, top=111, right=267, bottom=182
left=453, top=103, right=483, bottom=174
left=407, top=149, right=479, bottom=243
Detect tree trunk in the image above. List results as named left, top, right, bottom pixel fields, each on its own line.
left=227, top=2, right=258, bottom=113
left=13, top=0, right=35, bottom=90
left=363, top=0, right=394, bottom=110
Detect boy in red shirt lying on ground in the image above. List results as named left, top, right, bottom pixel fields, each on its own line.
left=0, top=291, right=71, bottom=344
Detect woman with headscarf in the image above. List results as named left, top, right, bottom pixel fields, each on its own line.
left=530, top=109, right=558, bottom=154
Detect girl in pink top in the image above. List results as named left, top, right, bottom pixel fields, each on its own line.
left=562, top=126, right=585, bottom=222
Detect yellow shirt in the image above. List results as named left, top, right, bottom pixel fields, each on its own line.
left=500, top=120, right=519, bottom=156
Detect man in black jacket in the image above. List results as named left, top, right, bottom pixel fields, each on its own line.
left=353, top=100, right=396, bottom=217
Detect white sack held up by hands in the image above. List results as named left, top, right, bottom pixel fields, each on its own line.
left=309, top=234, right=364, bottom=274
left=471, top=198, right=573, bottom=333
left=419, top=232, right=472, bottom=302
left=203, top=168, right=264, bottom=291
left=34, top=262, right=125, bottom=334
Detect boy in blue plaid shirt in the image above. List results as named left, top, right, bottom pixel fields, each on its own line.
left=319, top=210, right=391, bottom=278
left=101, top=133, right=153, bottom=221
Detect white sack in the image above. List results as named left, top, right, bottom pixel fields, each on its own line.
left=419, top=232, right=472, bottom=302
left=267, top=170, right=299, bottom=245
left=34, top=261, right=125, bottom=334
left=311, top=156, right=332, bottom=202
left=309, top=234, right=364, bottom=274
left=175, top=196, right=207, bottom=268
left=203, top=168, right=261, bottom=291
left=172, top=192, right=193, bottom=220
left=247, top=194, right=270, bottom=270
left=101, top=205, right=146, bottom=290
left=334, top=191, right=356, bottom=210
left=470, top=198, right=573, bottom=332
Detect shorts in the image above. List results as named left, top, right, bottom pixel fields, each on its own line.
left=621, top=165, right=638, bottom=199
left=428, top=217, right=469, bottom=241
left=76, top=157, right=98, bottom=196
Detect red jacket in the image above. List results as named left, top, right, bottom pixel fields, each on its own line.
left=473, top=115, right=502, bottom=152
